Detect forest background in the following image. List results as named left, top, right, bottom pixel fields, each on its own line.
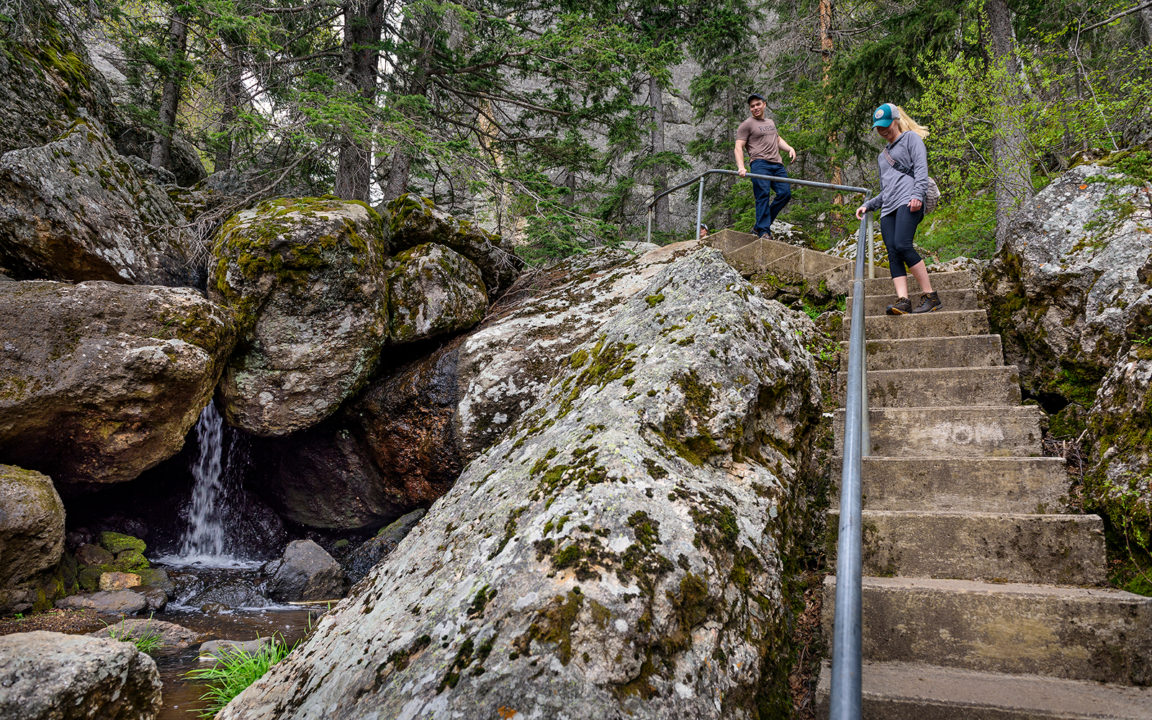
left=3, top=0, right=1151, bottom=262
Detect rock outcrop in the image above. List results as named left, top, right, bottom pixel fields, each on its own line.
left=0, top=465, right=65, bottom=614
left=211, top=197, right=390, bottom=436
left=387, top=194, right=521, bottom=297
left=220, top=247, right=821, bottom=719
left=388, top=243, right=488, bottom=344
left=0, top=631, right=161, bottom=720
left=983, top=163, right=1152, bottom=403
left=0, top=280, right=236, bottom=484
left=264, top=540, right=347, bottom=602
left=343, top=509, right=426, bottom=586
left=90, top=618, right=201, bottom=654
left=0, top=122, right=202, bottom=287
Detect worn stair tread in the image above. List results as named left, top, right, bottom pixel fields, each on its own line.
left=823, top=575, right=1152, bottom=684
left=861, top=366, right=1022, bottom=408
left=843, top=310, right=990, bottom=340
left=816, top=660, right=1152, bottom=719
left=831, top=456, right=1070, bottom=512
left=827, top=510, right=1107, bottom=585
left=839, top=334, right=1006, bottom=371
left=835, top=406, right=1045, bottom=457
left=853, top=270, right=975, bottom=296
left=849, top=288, right=980, bottom=316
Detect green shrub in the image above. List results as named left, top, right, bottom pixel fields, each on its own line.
left=185, top=639, right=293, bottom=718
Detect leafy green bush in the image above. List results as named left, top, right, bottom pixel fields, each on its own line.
left=186, top=639, right=293, bottom=718
left=917, top=193, right=997, bottom=263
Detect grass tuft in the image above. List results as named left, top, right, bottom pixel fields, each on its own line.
left=185, top=638, right=294, bottom=717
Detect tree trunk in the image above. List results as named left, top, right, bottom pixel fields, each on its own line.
left=649, top=75, right=669, bottom=234
left=382, top=20, right=434, bottom=202
left=335, top=0, right=386, bottom=202
left=213, top=38, right=243, bottom=173
left=1140, top=5, right=1152, bottom=45
left=150, top=9, right=188, bottom=171
left=820, top=0, right=843, bottom=202
left=985, top=0, right=1033, bottom=250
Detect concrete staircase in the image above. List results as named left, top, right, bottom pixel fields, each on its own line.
left=818, top=271, right=1152, bottom=718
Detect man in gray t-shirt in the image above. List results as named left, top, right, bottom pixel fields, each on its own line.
left=735, top=93, right=796, bottom=239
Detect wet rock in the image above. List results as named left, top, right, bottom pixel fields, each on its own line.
left=344, top=509, right=426, bottom=586
left=0, top=0, right=115, bottom=156
left=210, top=197, right=390, bottom=436
left=219, top=247, right=821, bottom=719
left=90, top=618, right=200, bottom=654
left=983, top=163, right=1152, bottom=402
left=99, top=572, right=141, bottom=591
left=0, top=631, right=161, bottom=720
left=0, top=121, right=202, bottom=287
left=0, top=280, right=236, bottom=484
left=55, top=590, right=148, bottom=615
left=136, top=568, right=174, bottom=596
left=264, top=540, right=347, bottom=602
left=0, top=465, right=65, bottom=614
left=136, top=587, right=168, bottom=613
left=387, top=194, right=521, bottom=297
left=388, top=243, right=487, bottom=344
left=75, top=543, right=113, bottom=566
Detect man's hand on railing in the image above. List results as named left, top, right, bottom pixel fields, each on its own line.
left=738, top=167, right=747, bottom=177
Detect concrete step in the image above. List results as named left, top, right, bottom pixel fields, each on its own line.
left=827, top=510, right=1107, bottom=585
left=840, top=335, right=1005, bottom=371
left=852, top=270, right=974, bottom=297
left=831, top=456, right=1069, bottom=513
left=861, top=366, right=1022, bottom=408
left=822, top=576, right=1152, bottom=684
left=816, top=660, right=1152, bottom=719
left=849, top=288, right=980, bottom=317
left=843, top=310, right=990, bottom=340
left=834, top=406, right=1045, bottom=457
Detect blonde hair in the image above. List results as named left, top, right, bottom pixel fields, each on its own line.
left=894, top=106, right=929, bottom=139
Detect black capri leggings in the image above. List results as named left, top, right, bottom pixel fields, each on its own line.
left=880, top=205, right=924, bottom=279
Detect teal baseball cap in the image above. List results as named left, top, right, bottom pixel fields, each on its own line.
left=872, top=103, right=896, bottom=127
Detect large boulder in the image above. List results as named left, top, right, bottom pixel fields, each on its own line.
left=0, top=121, right=202, bottom=286
left=388, top=243, right=488, bottom=344
left=387, top=194, right=521, bottom=297
left=0, top=465, right=65, bottom=614
left=0, top=1, right=115, bottom=156
left=343, top=509, right=426, bottom=587
left=210, top=197, right=390, bottom=436
left=0, top=631, right=161, bottom=720
left=0, top=280, right=236, bottom=484
left=983, top=163, right=1152, bottom=404
left=219, top=247, right=822, bottom=719
left=264, top=540, right=347, bottom=602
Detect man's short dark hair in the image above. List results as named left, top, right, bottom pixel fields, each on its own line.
left=747, top=93, right=766, bottom=104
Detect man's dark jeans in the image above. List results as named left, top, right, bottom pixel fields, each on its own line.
left=750, top=159, right=791, bottom=236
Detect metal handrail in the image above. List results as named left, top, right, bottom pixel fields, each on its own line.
left=647, top=168, right=873, bottom=720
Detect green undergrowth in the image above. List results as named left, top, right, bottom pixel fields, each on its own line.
left=918, top=193, right=997, bottom=263
left=185, top=637, right=295, bottom=718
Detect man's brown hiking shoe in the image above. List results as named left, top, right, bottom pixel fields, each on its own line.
left=912, top=291, right=942, bottom=313
left=886, top=296, right=912, bottom=315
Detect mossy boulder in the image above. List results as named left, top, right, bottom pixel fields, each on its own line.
left=99, top=532, right=146, bottom=555
left=982, top=164, right=1152, bottom=407
left=219, top=247, right=822, bottom=719
left=388, top=243, right=488, bottom=344
left=0, top=465, right=65, bottom=615
left=0, top=121, right=202, bottom=287
left=210, top=197, right=391, bottom=436
left=0, top=280, right=236, bottom=484
left=386, top=194, right=521, bottom=298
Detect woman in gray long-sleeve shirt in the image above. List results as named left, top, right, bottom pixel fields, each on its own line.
left=854, top=103, right=942, bottom=314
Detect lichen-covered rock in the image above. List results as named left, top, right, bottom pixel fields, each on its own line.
left=264, top=540, right=347, bottom=602
left=983, top=163, right=1152, bottom=402
left=219, top=247, right=822, bottom=719
left=0, top=121, right=202, bottom=287
left=55, top=589, right=148, bottom=615
left=0, top=631, right=161, bottom=720
left=387, top=194, right=521, bottom=297
left=210, top=197, right=390, bottom=436
left=1083, top=348, right=1152, bottom=569
left=0, top=280, right=236, bottom=484
left=388, top=242, right=487, bottom=344
left=0, top=465, right=65, bottom=614
left=0, top=1, right=115, bottom=156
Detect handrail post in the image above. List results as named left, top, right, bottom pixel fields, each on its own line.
left=646, top=207, right=653, bottom=245
left=829, top=217, right=868, bottom=720
left=695, top=178, right=705, bottom=242
left=866, top=213, right=875, bottom=280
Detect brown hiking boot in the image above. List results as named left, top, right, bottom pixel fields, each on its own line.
left=912, top=291, right=942, bottom=313
left=886, top=296, right=912, bottom=315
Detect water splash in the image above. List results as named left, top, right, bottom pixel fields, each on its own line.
left=156, top=403, right=261, bottom=570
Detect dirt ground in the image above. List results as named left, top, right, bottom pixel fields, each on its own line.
left=0, top=608, right=105, bottom=637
